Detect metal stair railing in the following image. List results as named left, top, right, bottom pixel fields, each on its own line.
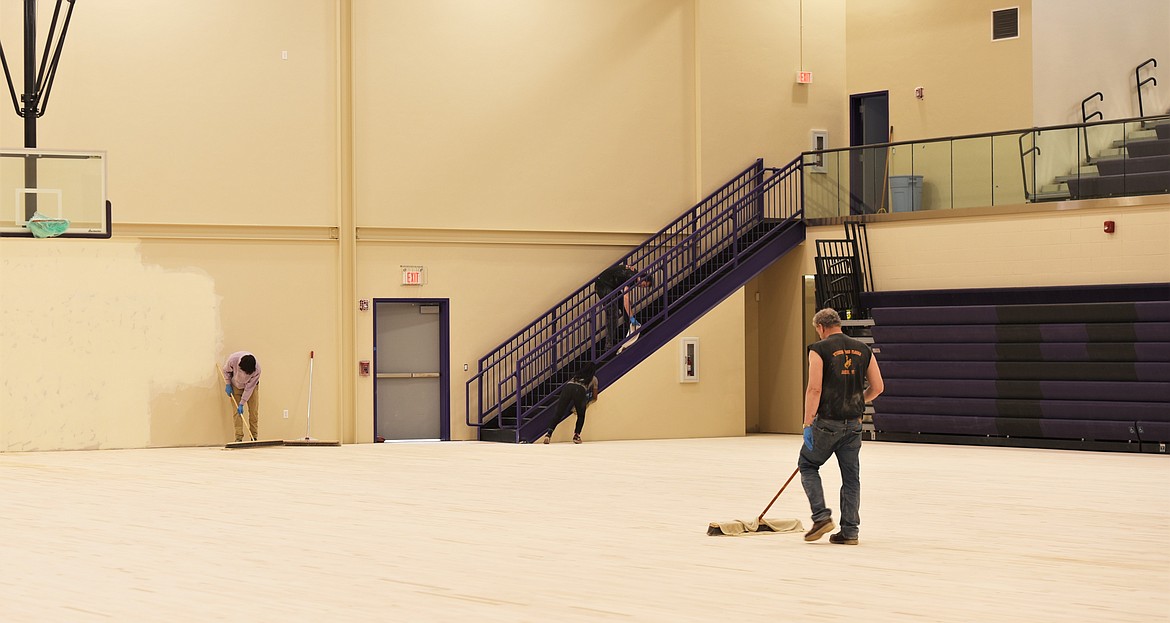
left=507, top=157, right=804, bottom=436
left=465, top=159, right=767, bottom=430
left=466, top=156, right=804, bottom=435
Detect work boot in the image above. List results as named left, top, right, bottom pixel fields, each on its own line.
left=234, top=436, right=243, bottom=443
left=829, top=532, right=859, bottom=545
left=573, top=434, right=582, bottom=444
left=803, top=518, right=835, bottom=542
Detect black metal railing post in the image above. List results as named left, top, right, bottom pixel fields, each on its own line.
left=1081, top=92, right=1104, bottom=164
left=1136, top=58, right=1158, bottom=118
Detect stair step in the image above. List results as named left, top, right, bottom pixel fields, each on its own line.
left=1032, top=189, right=1071, bottom=201
left=1112, top=136, right=1159, bottom=148
left=1096, top=154, right=1170, bottom=176
left=1111, top=129, right=1160, bottom=147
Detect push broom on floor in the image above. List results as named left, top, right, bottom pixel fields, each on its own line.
left=707, top=467, right=804, bottom=536
left=284, top=350, right=340, bottom=447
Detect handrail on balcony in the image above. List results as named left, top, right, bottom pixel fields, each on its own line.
left=1018, top=130, right=1040, bottom=201
left=1136, top=58, right=1158, bottom=118
left=1081, top=92, right=1104, bottom=164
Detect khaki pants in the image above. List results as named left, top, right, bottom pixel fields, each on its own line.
left=231, top=385, right=260, bottom=441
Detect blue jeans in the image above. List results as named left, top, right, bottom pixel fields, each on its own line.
left=798, top=418, right=862, bottom=539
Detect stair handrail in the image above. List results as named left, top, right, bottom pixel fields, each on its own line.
left=465, top=159, right=767, bottom=428
left=1081, top=92, right=1104, bottom=163
left=1018, top=130, right=1040, bottom=201
left=1136, top=58, right=1158, bottom=118
left=506, top=158, right=804, bottom=431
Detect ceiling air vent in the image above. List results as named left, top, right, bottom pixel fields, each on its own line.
left=992, top=7, right=1019, bottom=41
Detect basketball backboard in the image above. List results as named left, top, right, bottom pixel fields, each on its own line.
left=0, top=148, right=110, bottom=238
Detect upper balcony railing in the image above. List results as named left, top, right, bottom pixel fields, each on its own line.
left=803, top=113, right=1170, bottom=219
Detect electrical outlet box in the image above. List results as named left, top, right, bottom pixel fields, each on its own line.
left=282, top=409, right=289, bottom=419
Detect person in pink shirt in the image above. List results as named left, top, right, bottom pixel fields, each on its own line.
left=222, top=351, right=262, bottom=442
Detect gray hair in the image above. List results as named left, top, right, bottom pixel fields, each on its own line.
left=813, top=308, right=841, bottom=328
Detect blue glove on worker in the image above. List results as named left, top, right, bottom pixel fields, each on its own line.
left=803, top=426, right=814, bottom=451
left=237, top=404, right=244, bottom=415
left=225, top=383, right=232, bottom=396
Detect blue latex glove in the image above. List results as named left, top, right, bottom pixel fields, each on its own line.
left=225, top=383, right=232, bottom=396
left=237, top=404, right=244, bottom=415
left=803, top=426, right=814, bottom=451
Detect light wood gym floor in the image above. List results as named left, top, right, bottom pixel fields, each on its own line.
left=1, top=435, right=1166, bottom=622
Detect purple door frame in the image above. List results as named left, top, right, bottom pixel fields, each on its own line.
left=372, top=298, right=451, bottom=441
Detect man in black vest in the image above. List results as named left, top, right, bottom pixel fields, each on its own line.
left=799, top=308, right=884, bottom=545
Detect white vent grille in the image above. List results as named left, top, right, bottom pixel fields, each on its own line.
left=992, top=7, right=1019, bottom=41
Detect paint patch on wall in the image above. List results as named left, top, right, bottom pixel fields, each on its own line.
left=0, top=240, right=219, bottom=451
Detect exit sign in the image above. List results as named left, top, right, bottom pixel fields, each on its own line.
left=402, top=266, right=425, bottom=285
left=796, top=71, right=812, bottom=84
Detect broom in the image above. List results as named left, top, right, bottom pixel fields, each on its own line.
left=707, top=467, right=804, bottom=536
left=284, top=350, right=340, bottom=447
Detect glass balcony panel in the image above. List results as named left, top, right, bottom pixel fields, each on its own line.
left=952, top=137, right=993, bottom=210
left=992, top=133, right=1028, bottom=206
left=911, top=141, right=952, bottom=211
left=804, top=150, right=849, bottom=219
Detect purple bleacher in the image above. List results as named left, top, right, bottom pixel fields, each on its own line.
left=1126, top=138, right=1170, bottom=157
left=874, top=396, right=1166, bottom=421
left=869, top=283, right=1168, bottom=451
left=1096, top=154, right=1170, bottom=176
left=872, top=301, right=1170, bottom=326
left=872, top=322, right=1170, bottom=344
left=862, top=283, right=1169, bottom=308
left=1137, top=421, right=1170, bottom=442
left=872, top=413, right=1139, bottom=442
left=876, top=342, right=1170, bottom=362
left=871, top=413, right=998, bottom=436
left=1066, top=172, right=1170, bottom=199
left=879, top=361, right=1170, bottom=381
left=1039, top=419, right=1140, bottom=441
left=881, top=379, right=1170, bottom=403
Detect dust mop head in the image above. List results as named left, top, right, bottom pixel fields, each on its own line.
left=706, top=518, right=804, bottom=536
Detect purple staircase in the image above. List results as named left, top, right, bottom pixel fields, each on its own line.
left=468, top=157, right=806, bottom=443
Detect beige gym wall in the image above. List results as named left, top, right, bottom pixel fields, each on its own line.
left=845, top=0, right=1034, bottom=142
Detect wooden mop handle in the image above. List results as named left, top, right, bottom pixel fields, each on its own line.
left=757, top=467, right=801, bottom=521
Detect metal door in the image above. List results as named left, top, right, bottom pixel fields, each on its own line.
left=373, top=300, right=449, bottom=441
left=849, top=91, right=890, bottom=214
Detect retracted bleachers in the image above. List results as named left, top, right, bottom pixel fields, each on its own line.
left=862, top=283, right=1170, bottom=453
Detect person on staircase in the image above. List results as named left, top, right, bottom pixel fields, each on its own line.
left=594, top=262, right=653, bottom=353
